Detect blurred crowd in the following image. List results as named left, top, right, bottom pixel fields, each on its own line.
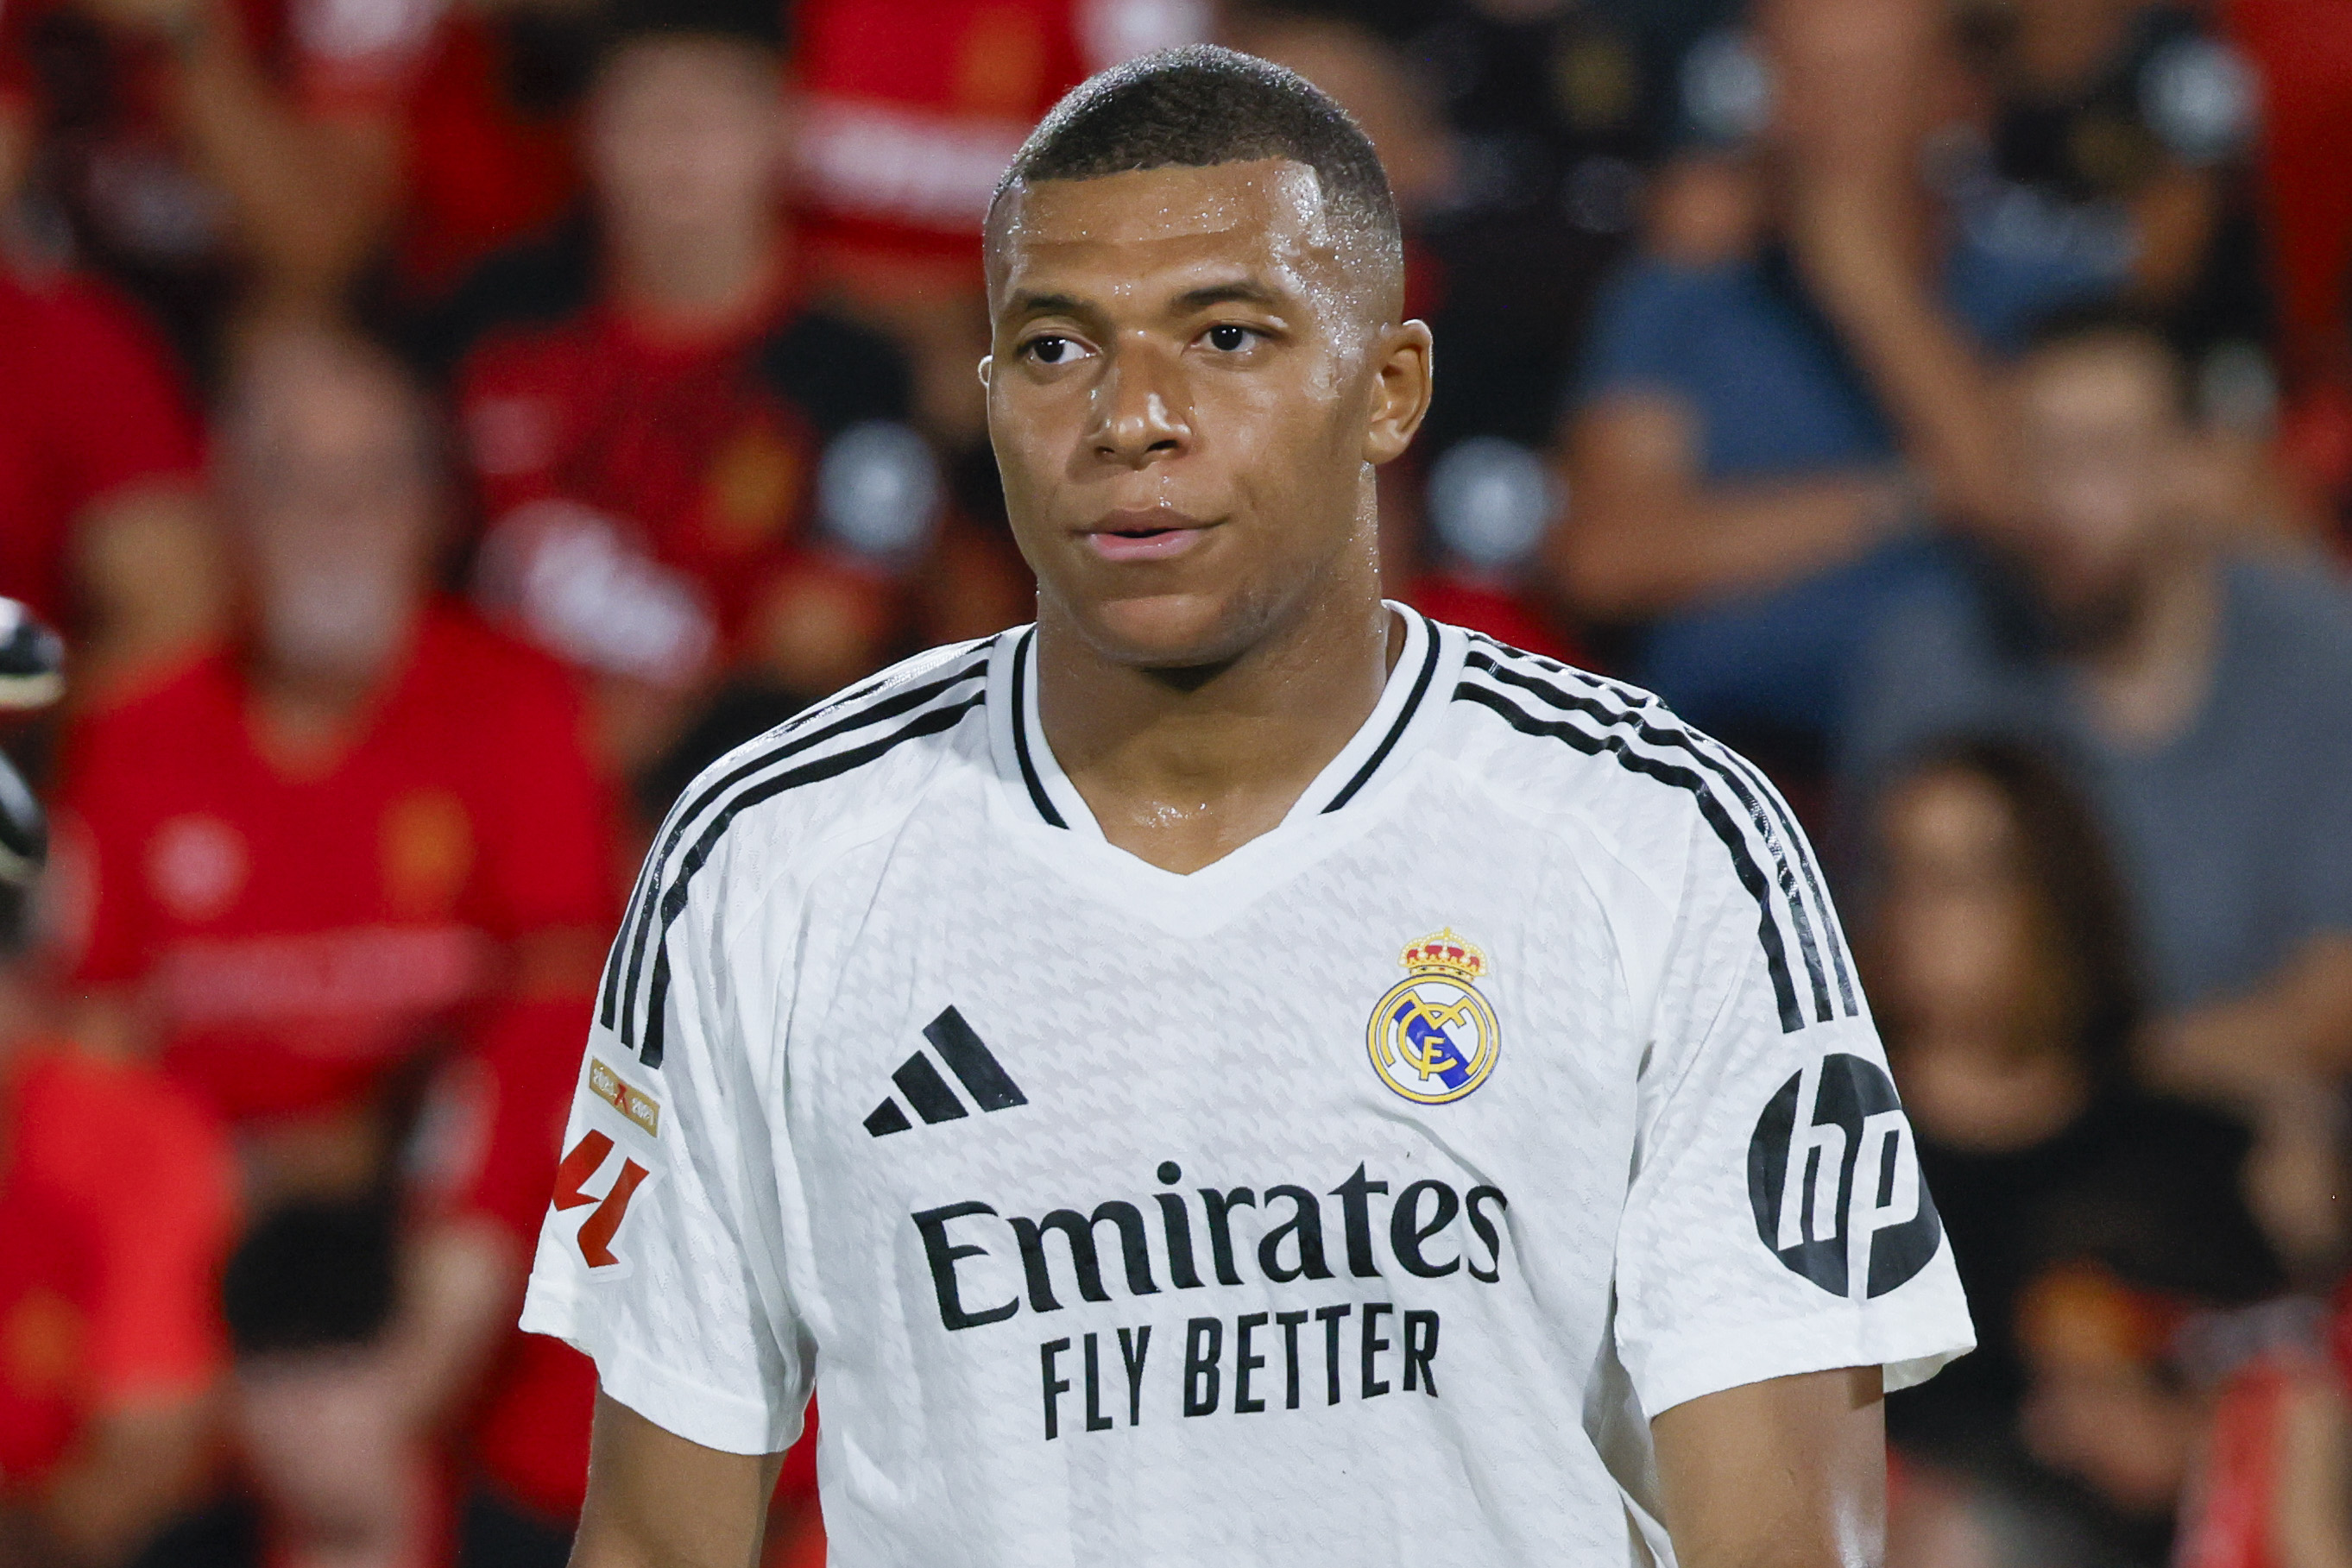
left=0, top=0, right=2347, bottom=1563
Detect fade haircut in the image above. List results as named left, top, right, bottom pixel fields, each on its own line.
left=987, top=45, right=1403, bottom=309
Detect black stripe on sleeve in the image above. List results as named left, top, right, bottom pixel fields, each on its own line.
left=1321, top=611, right=1441, bottom=814
left=1453, top=680, right=1807, bottom=1033
left=1463, top=646, right=1846, bottom=1024
left=1009, top=627, right=1067, bottom=828
left=631, top=690, right=986, bottom=1067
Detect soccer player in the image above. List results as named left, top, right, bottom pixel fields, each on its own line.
left=527, top=47, right=1974, bottom=1566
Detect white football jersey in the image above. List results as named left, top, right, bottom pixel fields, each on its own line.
left=522, top=606, right=1972, bottom=1566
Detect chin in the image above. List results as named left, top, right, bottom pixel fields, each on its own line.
left=1068, top=587, right=1265, bottom=671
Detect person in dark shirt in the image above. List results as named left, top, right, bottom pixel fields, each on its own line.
left=1864, top=737, right=2279, bottom=1459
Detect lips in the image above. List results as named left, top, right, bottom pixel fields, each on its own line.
left=1081, top=508, right=1214, bottom=563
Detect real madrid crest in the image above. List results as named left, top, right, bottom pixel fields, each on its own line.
left=1367, top=929, right=1501, bottom=1105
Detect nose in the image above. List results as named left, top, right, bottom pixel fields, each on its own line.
left=1088, top=338, right=1190, bottom=469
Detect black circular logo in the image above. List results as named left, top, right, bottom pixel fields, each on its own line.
left=1746, top=1053, right=1942, bottom=1299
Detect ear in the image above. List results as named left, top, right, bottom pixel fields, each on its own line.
left=1363, top=319, right=1435, bottom=466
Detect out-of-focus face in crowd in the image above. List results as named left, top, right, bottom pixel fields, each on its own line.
left=2008, top=334, right=2196, bottom=643
left=587, top=36, right=786, bottom=260
left=1875, top=766, right=2053, bottom=1050
left=218, top=331, right=441, bottom=693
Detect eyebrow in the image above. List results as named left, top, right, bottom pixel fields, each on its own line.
left=1003, top=280, right=1290, bottom=323
left=1006, top=291, right=1088, bottom=318
left=1172, top=280, right=1284, bottom=313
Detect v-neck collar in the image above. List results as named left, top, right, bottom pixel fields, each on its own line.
left=985, top=604, right=1456, bottom=908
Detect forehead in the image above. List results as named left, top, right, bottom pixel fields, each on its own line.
left=2015, top=343, right=2179, bottom=428
left=988, top=159, right=1342, bottom=308
left=596, top=38, right=775, bottom=111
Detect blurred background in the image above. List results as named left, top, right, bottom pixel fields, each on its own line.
left=0, top=0, right=2346, bottom=1562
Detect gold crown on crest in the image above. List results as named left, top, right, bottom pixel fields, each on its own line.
left=1399, top=929, right=1488, bottom=981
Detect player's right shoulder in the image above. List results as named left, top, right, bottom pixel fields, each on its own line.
left=597, top=635, right=998, bottom=1068
left=648, top=633, right=997, bottom=890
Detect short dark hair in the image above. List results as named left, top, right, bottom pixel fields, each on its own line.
left=987, top=45, right=1403, bottom=294
left=2018, top=303, right=2192, bottom=418
left=606, top=0, right=785, bottom=59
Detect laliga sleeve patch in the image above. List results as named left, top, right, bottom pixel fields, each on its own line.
left=1746, top=1053, right=1941, bottom=1300
left=551, top=1125, right=657, bottom=1275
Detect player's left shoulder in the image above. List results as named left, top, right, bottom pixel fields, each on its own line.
left=1441, top=629, right=1719, bottom=843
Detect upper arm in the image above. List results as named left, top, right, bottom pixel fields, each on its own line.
left=571, top=1393, right=785, bottom=1568
left=1653, top=1365, right=1887, bottom=1568
left=519, top=822, right=813, bottom=1457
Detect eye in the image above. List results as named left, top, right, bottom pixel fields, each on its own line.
left=1205, top=324, right=1256, bottom=352
left=1023, top=336, right=1084, bottom=365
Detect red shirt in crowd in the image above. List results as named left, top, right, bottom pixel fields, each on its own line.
left=792, top=0, right=1208, bottom=288
left=54, top=605, right=616, bottom=1130
left=458, top=296, right=837, bottom=682
left=0, top=268, right=203, bottom=627
left=0, top=1042, right=237, bottom=1490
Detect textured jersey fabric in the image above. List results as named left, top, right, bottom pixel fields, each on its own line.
left=523, top=607, right=1973, bottom=1565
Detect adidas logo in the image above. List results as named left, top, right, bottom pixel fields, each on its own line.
left=866, top=1007, right=1028, bottom=1137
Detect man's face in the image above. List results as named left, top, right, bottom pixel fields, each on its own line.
left=225, top=346, right=438, bottom=686
left=589, top=40, right=784, bottom=247
left=2010, top=341, right=2190, bottom=639
left=985, top=159, right=1425, bottom=668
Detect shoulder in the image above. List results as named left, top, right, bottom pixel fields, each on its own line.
left=1443, top=629, right=1857, bottom=1031
left=1, top=268, right=159, bottom=356
left=600, top=635, right=999, bottom=1067
left=647, top=635, right=997, bottom=904
left=457, top=310, right=598, bottom=400
left=2229, top=555, right=2352, bottom=657
left=412, top=602, right=583, bottom=712
left=1443, top=633, right=1771, bottom=897
left=63, top=650, right=236, bottom=769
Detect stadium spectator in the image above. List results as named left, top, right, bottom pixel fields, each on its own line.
left=1555, top=9, right=2115, bottom=756
left=0, top=0, right=439, bottom=366
left=1358, top=0, right=1676, bottom=455
left=1948, top=0, right=2261, bottom=349
left=0, top=973, right=240, bottom=1565
left=1845, top=312, right=2352, bottom=1265
left=0, top=122, right=223, bottom=704
left=223, top=1200, right=442, bottom=1568
left=790, top=0, right=1208, bottom=442
left=47, top=327, right=619, bottom=1557
left=2012, top=1260, right=2216, bottom=1565
left=0, top=611, right=238, bottom=1566
left=1866, top=738, right=2279, bottom=1460
left=453, top=0, right=946, bottom=788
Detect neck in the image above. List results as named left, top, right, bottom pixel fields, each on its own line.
left=1903, top=1024, right=2092, bottom=1153
left=609, top=212, right=787, bottom=337
left=1038, top=542, right=1395, bottom=875
left=2071, top=546, right=2221, bottom=748
left=246, top=649, right=394, bottom=774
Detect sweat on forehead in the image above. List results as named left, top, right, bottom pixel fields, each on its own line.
left=984, top=44, right=1404, bottom=312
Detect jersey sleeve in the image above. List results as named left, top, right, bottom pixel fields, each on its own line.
left=518, top=826, right=812, bottom=1456
left=1611, top=784, right=1974, bottom=1419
